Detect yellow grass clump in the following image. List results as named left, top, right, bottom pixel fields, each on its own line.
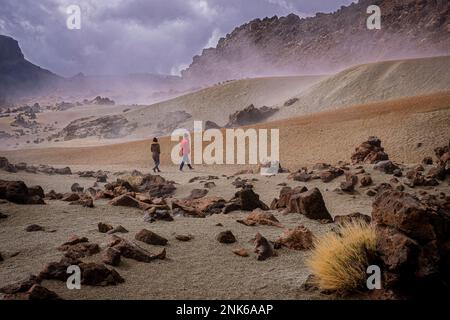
left=307, top=222, right=376, bottom=292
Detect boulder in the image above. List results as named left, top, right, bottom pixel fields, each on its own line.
left=236, top=209, right=283, bottom=227
left=254, top=233, right=275, bottom=261
left=79, top=262, right=124, bottom=286
left=334, top=212, right=371, bottom=225
left=0, top=275, right=41, bottom=294
left=351, top=136, right=389, bottom=164
left=107, top=225, right=128, bottom=234
left=319, top=167, right=344, bottom=183
left=0, top=180, right=45, bottom=204
left=175, top=235, right=193, bottom=242
left=25, top=224, right=44, bottom=232
left=276, top=225, right=314, bottom=250
left=186, top=188, right=208, bottom=200
left=108, top=236, right=166, bottom=262
left=232, top=248, right=249, bottom=257
left=45, top=190, right=63, bottom=200
left=216, top=230, right=236, bottom=244
left=360, top=174, right=373, bottom=187
left=225, top=187, right=269, bottom=213
left=225, top=104, right=278, bottom=127
left=61, top=193, right=80, bottom=202
left=144, top=209, right=173, bottom=222
left=172, top=196, right=226, bottom=217
left=340, top=173, right=358, bottom=192
left=98, top=222, right=113, bottom=233
left=372, top=190, right=450, bottom=298
left=288, top=171, right=311, bottom=182
left=135, top=229, right=168, bottom=246
left=102, top=247, right=121, bottom=266
left=70, top=183, right=84, bottom=193
left=374, top=160, right=400, bottom=174
left=2, top=284, right=61, bottom=300
left=109, top=194, right=151, bottom=210
left=287, top=188, right=332, bottom=221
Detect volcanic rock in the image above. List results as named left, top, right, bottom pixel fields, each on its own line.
left=351, top=137, right=389, bottom=164
left=216, top=230, right=236, bottom=244
left=254, top=233, right=274, bottom=261
left=135, top=229, right=168, bottom=246
left=236, top=209, right=283, bottom=227
left=276, top=225, right=314, bottom=250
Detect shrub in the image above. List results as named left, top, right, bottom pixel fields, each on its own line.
left=307, top=221, right=376, bottom=292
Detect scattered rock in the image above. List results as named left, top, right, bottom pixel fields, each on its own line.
left=374, top=160, right=400, bottom=174
left=319, top=167, right=344, bottom=183
left=236, top=209, right=283, bottom=227
left=79, top=262, right=124, bottom=286
left=61, top=193, right=80, bottom=202
left=287, top=188, right=332, bottom=221
left=0, top=180, right=45, bottom=204
left=232, top=248, right=249, bottom=257
left=276, top=225, right=314, bottom=250
left=172, top=196, right=226, bottom=217
left=334, top=212, right=371, bottom=225
left=340, top=173, right=358, bottom=192
left=25, top=224, right=44, bottom=232
left=107, top=225, right=129, bottom=234
left=372, top=190, right=450, bottom=298
left=45, top=190, right=63, bottom=200
left=2, top=284, right=61, bottom=300
left=135, top=229, right=168, bottom=246
left=175, top=235, right=193, bottom=242
left=109, top=194, right=151, bottom=210
left=186, top=188, right=208, bottom=200
left=204, top=181, right=216, bottom=189
left=351, top=136, right=389, bottom=164
left=360, top=174, right=373, bottom=187
left=224, top=187, right=269, bottom=213
left=254, top=233, right=275, bottom=261
left=98, top=222, right=113, bottom=233
left=102, top=247, right=121, bottom=266
left=144, top=209, right=174, bottom=223
left=71, top=183, right=84, bottom=193
left=109, top=236, right=166, bottom=262
left=225, top=104, right=278, bottom=127
left=216, top=230, right=236, bottom=244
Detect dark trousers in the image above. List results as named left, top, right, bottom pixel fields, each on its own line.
left=152, top=154, right=160, bottom=171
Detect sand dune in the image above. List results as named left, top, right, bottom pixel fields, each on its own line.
left=124, top=75, right=324, bottom=135
left=3, top=91, right=449, bottom=170
left=274, top=56, right=450, bottom=120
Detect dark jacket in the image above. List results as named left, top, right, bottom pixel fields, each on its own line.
left=151, top=143, right=160, bottom=155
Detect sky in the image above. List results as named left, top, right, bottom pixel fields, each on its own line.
left=0, top=0, right=355, bottom=77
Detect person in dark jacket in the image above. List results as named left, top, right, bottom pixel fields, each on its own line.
left=151, top=137, right=161, bottom=172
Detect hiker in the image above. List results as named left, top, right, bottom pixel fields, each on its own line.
left=180, top=133, right=193, bottom=171
left=151, top=137, right=161, bottom=173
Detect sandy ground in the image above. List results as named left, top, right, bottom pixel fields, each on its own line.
left=0, top=164, right=449, bottom=300
left=3, top=91, right=450, bottom=171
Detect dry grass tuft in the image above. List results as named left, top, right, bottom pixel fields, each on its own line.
left=307, top=221, right=376, bottom=292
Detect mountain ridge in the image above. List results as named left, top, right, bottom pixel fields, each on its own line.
left=181, top=0, right=450, bottom=85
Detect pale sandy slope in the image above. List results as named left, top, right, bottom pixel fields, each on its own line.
left=3, top=91, right=450, bottom=170
left=273, top=56, right=450, bottom=120
left=123, top=75, right=324, bottom=136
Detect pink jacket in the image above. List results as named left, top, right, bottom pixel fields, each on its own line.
left=180, top=138, right=190, bottom=155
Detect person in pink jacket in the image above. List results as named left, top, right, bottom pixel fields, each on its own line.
left=180, top=133, right=193, bottom=171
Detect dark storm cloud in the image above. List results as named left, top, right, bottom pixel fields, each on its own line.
left=0, top=0, right=354, bottom=77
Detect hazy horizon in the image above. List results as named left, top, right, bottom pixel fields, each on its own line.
left=0, top=0, right=355, bottom=77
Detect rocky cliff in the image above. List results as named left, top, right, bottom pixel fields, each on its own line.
left=0, top=35, right=61, bottom=101
left=181, top=0, right=450, bottom=85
